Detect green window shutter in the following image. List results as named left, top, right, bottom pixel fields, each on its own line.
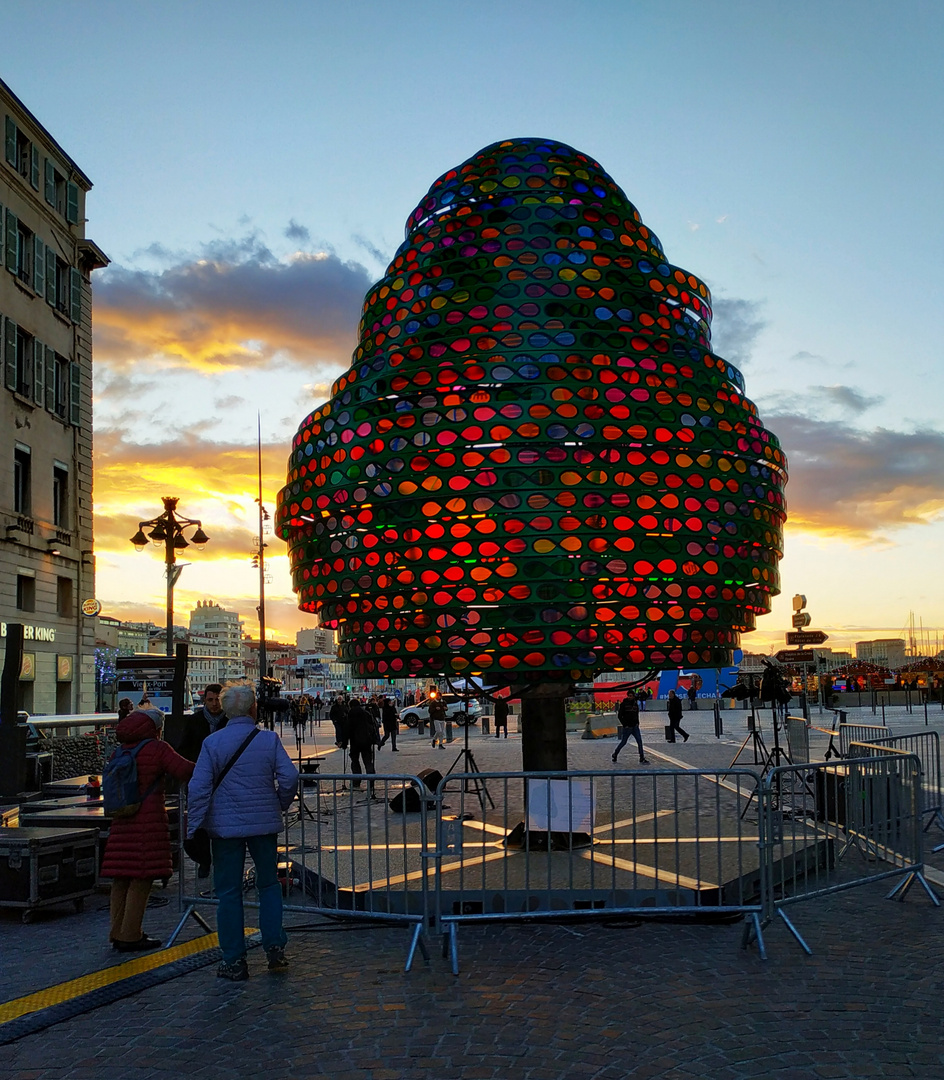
left=5, top=209, right=17, bottom=273
left=33, top=337, right=44, bottom=405
left=30, top=145, right=39, bottom=190
left=66, top=182, right=79, bottom=225
left=3, top=317, right=15, bottom=391
left=69, top=360, right=81, bottom=427
left=45, top=345, right=55, bottom=412
left=46, top=247, right=56, bottom=305
left=45, top=159, right=55, bottom=205
left=4, top=117, right=15, bottom=167
left=34, top=236, right=44, bottom=294
left=21, top=336, right=32, bottom=398
left=69, top=267, right=83, bottom=323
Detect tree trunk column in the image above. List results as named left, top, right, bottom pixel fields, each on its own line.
left=520, top=683, right=571, bottom=772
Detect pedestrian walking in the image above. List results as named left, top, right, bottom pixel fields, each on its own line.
left=667, top=689, right=689, bottom=742
left=493, top=696, right=509, bottom=738
left=187, top=681, right=298, bottom=982
left=379, top=696, right=400, bottom=751
left=101, top=710, right=195, bottom=952
left=429, top=692, right=447, bottom=748
left=687, top=683, right=698, bottom=711
left=612, top=691, right=649, bottom=764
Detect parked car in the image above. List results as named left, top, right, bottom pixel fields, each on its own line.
left=399, top=695, right=482, bottom=728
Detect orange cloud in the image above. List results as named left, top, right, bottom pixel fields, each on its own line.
left=94, top=238, right=374, bottom=373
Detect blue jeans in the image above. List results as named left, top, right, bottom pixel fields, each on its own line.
left=613, top=725, right=644, bottom=760
left=211, top=834, right=286, bottom=964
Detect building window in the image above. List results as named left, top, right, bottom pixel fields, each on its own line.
left=16, top=574, right=35, bottom=612
left=14, top=445, right=31, bottom=515
left=52, top=354, right=70, bottom=419
left=57, top=576, right=73, bottom=617
left=3, top=322, right=34, bottom=398
left=43, top=157, right=78, bottom=224
left=53, top=464, right=69, bottom=527
left=5, top=116, right=39, bottom=189
left=13, top=219, right=33, bottom=285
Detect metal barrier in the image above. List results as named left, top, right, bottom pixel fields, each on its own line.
left=762, top=753, right=939, bottom=955
left=785, top=716, right=810, bottom=764
left=431, top=768, right=767, bottom=972
left=848, top=730, right=944, bottom=851
left=838, top=722, right=891, bottom=758
left=169, top=772, right=433, bottom=970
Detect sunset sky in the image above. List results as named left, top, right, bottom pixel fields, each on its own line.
left=6, top=1, right=944, bottom=656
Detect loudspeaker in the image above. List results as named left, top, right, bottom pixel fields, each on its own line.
left=388, top=768, right=443, bottom=812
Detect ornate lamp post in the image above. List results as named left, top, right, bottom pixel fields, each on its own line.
left=130, top=497, right=210, bottom=656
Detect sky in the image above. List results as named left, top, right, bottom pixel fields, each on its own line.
left=5, top=0, right=944, bottom=657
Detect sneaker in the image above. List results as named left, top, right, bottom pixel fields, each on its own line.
left=611, top=755, right=618, bottom=763
left=218, top=958, right=249, bottom=981
left=639, top=758, right=650, bottom=765
left=266, top=946, right=289, bottom=971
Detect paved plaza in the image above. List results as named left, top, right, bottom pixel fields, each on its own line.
left=2, top=705, right=943, bottom=1079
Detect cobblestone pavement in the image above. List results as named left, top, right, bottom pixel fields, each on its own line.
left=2, top=716, right=943, bottom=1078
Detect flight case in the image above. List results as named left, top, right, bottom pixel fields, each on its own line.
left=0, top=826, right=99, bottom=923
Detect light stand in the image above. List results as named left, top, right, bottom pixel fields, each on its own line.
left=444, top=678, right=494, bottom=814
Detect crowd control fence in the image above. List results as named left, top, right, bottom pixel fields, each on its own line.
left=169, top=772, right=432, bottom=971
left=838, top=722, right=891, bottom=758
left=166, top=757, right=940, bottom=973
left=785, top=716, right=810, bottom=764
left=761, top=752, right=939, bottom=955
left=847, top=730, right=944, bottom=853
left=431, top=768, right=767, bottom=972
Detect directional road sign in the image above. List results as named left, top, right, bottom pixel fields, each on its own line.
left=785, top=630, right=829, bottom=646
left=775, top=649, right=816, bottom=664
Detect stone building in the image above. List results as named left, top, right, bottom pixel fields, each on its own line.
left=188, top=600, right=244, bottom=682
left=0, top=78, right=107, bottom=715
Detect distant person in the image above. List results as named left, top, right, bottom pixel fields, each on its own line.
left=176, top=683, right=228, bottom=762
left=613, top=690, right=648, bottom=765
left=101, top=710, right=195, bottom=952
left=429, top=693, right=447, bottom=749
left=330, top=697, right=349, bottom=748
left=687, top=683, right=698, bottom=711
left=666, top=690, right=689, bottom=743
left=117, top=698, right=135, bottom=721
left=637, top=687, right=649, bottom=711
left=343, top=698, right=380, bottom=793
left=493, top=697, right=509, bottom=739
left=379, top=697, right=400, bottom=751
left=187, top=681, right=298, bottom=982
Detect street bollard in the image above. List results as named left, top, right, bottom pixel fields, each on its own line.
left=713, top=701, right=723, bottom=738
left=446, top=719, right=454, bottom=743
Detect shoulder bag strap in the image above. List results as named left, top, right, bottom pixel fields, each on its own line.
left=211, top=727, right=261, bottom=795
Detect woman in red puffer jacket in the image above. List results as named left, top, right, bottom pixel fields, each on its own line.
left=101, top=710, right=195, bottom=951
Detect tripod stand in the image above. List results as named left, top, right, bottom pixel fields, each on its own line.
left=285, top=721, right=326, bottom=827
left=728, top=684, right=792, bottom=818
left=444, top=703, right=494, bottom=815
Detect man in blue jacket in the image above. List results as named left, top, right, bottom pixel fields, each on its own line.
left=188, top=681, right=299, bottom=982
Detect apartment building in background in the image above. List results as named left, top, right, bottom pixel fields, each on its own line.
left=0, top=78, right=108, bottom=714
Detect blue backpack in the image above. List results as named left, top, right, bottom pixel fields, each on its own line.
left=102, top=740, right=159, bottom=819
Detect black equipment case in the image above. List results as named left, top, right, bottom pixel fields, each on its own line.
left=0, top=826, right=99, bottom=922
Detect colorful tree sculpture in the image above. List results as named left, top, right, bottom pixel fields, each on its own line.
left=277, top=138, right=787, bottom=692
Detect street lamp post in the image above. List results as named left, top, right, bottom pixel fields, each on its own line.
left=130, top=497, right=210, bottom=656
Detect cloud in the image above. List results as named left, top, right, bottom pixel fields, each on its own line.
left=284, top=219, right=310, bottom=243
left=94, top=231, right=373, bottom=374
left=93, top=426, right=296, bottom=551
left=213, top=394, right=248, bottom=411
left=758, top=383, right=883, bottom=419
left=768, top=412, right=944, bottom=539
left=352, top=233, right=391, bottom=266
left=710, top=297, right=766, bottom=368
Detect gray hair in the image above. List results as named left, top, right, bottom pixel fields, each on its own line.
left=220, top=680, right=256, bottom=718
